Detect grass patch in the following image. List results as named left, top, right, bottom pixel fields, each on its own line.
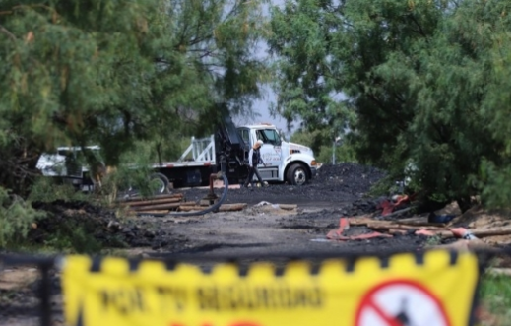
left=424, top=235, right=442, bottom=246
left=481, top=273, right=511, bottom=325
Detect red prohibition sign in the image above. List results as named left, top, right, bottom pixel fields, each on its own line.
left=355, top=279, right=452, bottom=326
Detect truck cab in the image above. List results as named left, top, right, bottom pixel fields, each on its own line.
left=237, top=123, right=318, bottom=185
left=36, top=146, right=101, bottom=191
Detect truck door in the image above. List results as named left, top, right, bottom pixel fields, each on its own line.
left=255, top=129, right=283, bottom=179
left=237, top=127, right=251, bottom=164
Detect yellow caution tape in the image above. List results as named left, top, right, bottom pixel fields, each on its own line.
left=62, top=250, right=480, bottom=326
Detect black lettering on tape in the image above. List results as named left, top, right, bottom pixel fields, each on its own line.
left=311, top=288, right=322, bottom=307
left=197, top=287, right=219, bottom=311
left=196, top=284, right=323, bottom=311
left=255, top=287, right=270, bottom=309
left=157, top=287, right=187, bottom=312
left=99, top=288, right=145, bottom=315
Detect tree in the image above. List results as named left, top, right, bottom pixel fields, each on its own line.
left=0, top=0, right=269, bottom=195
left=269, top=0, right=443, bottom=167
left=270, top=0, right=511, bottom=209
left=268, top=0, right=354, bottom=147
left=269, top=0, right=511, bottom=210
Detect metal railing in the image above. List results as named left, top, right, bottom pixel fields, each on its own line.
left=178, top=135, right=216, bottom=163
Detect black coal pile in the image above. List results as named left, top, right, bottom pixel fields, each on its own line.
left=182, top=163, right=387, bottom=205
left=30, top=200, right=172, bottom=251
left=313, top=163, right=386, bottom=195
left=342, top=199, right=380, bottom=216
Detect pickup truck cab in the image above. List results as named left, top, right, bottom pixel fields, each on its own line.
left=237, top=123, right=318, bottom=185
left=36, top=146, right=101, bottom=191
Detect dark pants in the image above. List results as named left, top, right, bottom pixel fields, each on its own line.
left=244, top=166, right=264, bottom=187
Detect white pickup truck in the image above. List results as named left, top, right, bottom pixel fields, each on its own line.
left=36, top=121, right=319, bottom=190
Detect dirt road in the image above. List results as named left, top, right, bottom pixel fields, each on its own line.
left=139, top=163, right=425, bottom=264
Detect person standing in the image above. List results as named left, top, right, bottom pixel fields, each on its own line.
left=243, top=140, right=267, bottom=188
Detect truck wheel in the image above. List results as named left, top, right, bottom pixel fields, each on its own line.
left=149, top=173, right=170, bottom=194
left=287, top=163, right=308, bottom=186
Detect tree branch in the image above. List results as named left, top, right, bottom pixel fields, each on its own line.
left=0, top=25, right=16, bottom=41
left=408, top=14, right=429, bottom=40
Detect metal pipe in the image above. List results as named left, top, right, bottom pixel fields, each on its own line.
left=209, top=173, right=218, bottom=194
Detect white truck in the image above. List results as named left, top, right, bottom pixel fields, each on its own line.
left=36, top=117, right=319, bottom=190
left=235, top=122, right=318, bottom=185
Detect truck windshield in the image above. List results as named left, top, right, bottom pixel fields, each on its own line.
left=257, top=129, right=282, bottom=146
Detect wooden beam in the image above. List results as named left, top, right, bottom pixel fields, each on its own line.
left=131, top=202, right=182, bottom=211
left=117, top=193, right=183, bottom=203
left=124, top=197, right=183, bottom=207
left=178, top=203, right=248, bottom=212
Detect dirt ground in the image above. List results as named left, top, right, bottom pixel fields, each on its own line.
left=2, top=163, right=510, bottom=325
left=137, top=162, right=421, bottom=260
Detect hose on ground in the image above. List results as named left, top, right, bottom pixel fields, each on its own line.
left=135, top=173, right=229, bottom=217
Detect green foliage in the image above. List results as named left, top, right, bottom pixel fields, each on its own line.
left=316, top=142, right=357, bottom=164
left=0, top=187, right=45, bottom=248
left=290, top=128, right=328, bottom=156
left=482, top=274, right=511, bottom=323
left=268, top=0, right=355, bottom=136
left=269, top=0, right=511, bottom=208
left=480, top=162, right=511, bottom=209
left=29, top=176, right=89, bottom=203
left=106, top=141, right=169, bottom=199
left=43, top=225, right=102, bottom=254
left=0, top=0, right=269, bottom=197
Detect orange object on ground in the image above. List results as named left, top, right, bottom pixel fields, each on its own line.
left=416, top=229, right=436, bottom=236
left=376, top=195, right=410, bottom=216
left=376, top=193, right=418, bottom=216
left=326, top=217, right=350, bottom=239
left=326, top=217, right=393, bottom=241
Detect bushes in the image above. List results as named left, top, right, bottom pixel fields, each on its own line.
left=0, top=187, right=45, bottom=248
left=28, top=176, right=90, bottom=203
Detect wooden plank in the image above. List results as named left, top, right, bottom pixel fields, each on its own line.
left=178, top=206, right=204, bottom=212
left=136, top=210, right=170, bottom=215
left=469, top=228, right=511, bottom=238
left=131, top=202, right=182, bottom=211
left=219, top=203, right=248, bottom=212
left=118, top=193, right=183, bottom=203
left=178, top=203, right=248, bottom=212
left=124, top=197, right=183, bottom=207
left=350, top=217, right=446, bottom=229
left=179, top=201, right=198, bottom=207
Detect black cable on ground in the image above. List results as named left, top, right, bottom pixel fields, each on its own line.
left=135, top=173, right=229, bottom=218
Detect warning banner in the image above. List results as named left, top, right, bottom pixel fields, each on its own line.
left=62, top=250, right=480, bottom=326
